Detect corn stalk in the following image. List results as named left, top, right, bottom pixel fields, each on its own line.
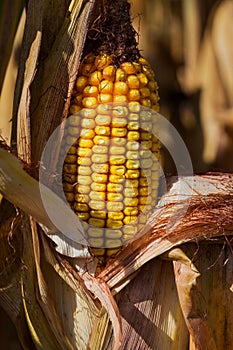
left=0, top=1, right=233, bottom=349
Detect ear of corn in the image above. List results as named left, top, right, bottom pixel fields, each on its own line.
left=61, top=53, right=160, bottom=268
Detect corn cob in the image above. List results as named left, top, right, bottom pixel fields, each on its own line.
left=61, top=52, right=160, bottom=268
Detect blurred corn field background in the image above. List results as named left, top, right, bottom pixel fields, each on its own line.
left=0, top=0, right=233, bottom=349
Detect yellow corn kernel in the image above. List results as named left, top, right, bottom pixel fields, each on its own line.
left=107, top=201, right=124, bottom=211
left=81, top=108, right=97, bottom=119
left=125, top=169, right=139, bottom=179
left=75, top=193, right=88, bottom=203
left=113, top=95, right=127, bottom=103
left=91, top=173, right=108, bottom=183
left=126, top=141, right=139, bottom=151
left=140, top=158, right=153, bottom=168
left=75, top=184, right=90, bottom=194
left=109, top=146, right=125, bottom=155
left=80, top=129, right=95, bottom=139
left=107, top=219, right=123, bottom=229
left=93, top=145, right=108, bottom=154
left=78, top=139, right=94, bottom=148
left=83, top=85, right=98, bottom=97
left=129, top=89, right=140, bottom=101
left=114, top=81, right=128, bottom=95
left=77, top=175, right=92, bottom=186
left=88, top=218, right=105, bottom=228
left=128, top=101, right=140, bottom=112
left=91, top=163, right=109, bottom=173
left=111, top=127, right=127, bottom=138
left=99, top=80, right=114, bottom=93
left=126, top=159, right=140, bottom=169
left=107, top=193, right=123, bottom=202
left=140, top=87, right=150, bottom=98
left=124, top=197, right=138, bottom=207
left=127, top=121, right=139, bottom=131
left=93, top=135, right=110, bottom=146
left=74, top=94, right=83, bottom=106
left=105, top=240, right=122, bottom=249
left=77, top=156, right=91, bottom=166
left=139, top=178, right=149, bottom=187
left=105, top=229, right=122, bottom=239
left=91, top=182, right=106, bottom=192
left=102, top=65, right=116, bottom=81
left=115, top=68, right=127, bottom=82
left=127, top=131, right=140, bottom=141
left=110, top=165, right=125, bottom=176
left=123, top=225, right=137, bottom=238
left=139, top=187, right=150, bottom=196
left=124, top=207, right=138, bottom=216
left=74, top=202, right=89, bottom=212
left=112, top=105, right=128, bottom=117
left=141, top=98, right=152, bottom=108
left=108, top=212, right=124, bottom=221
left=89, top=200, right=105, bottom=211
left=90, top=210, right=106, bottom=219
left=123, top=216, right=137, bottom=225
left=88, top=238, right=104, bottom=248
left=124, top=179, right=139, bottom=187
left=76, top=76, right=88, bottom=92
left=95, top=125, right=110, bottom=136
left=95, top=114, right=111, bottom=126
left=124, top=187, right=138, bottom=197
left=111, top=138, right=126, bottom=147
left=98, top=94, right=112, bottom=104
left=65, top=193, right=75, bottom=202
left=77, top=147, right=91, bottom=157
left=76, top=212, right=90, bottom=221
left=109, top=155, right=126, bottom=165
left=111, top=117, right=127, bottom=127
left=82, top=97, right=97, bottom=108
left=127, top=75, right=140, bottom=89
left=81, top=118, right=95, bottom=129
left=89, top=71, right=102, bottom=85
left=77, top=166, right=92, bottom=176
left=121, top=62, right=136, bottom=75
left=89, top=191, right=105, bottom=201
left=107, top=183, right=123, bottom=192
left=137, top=73, right=148, bottom=87
left=140, top=196, right=152, bottom=205
left=69, top=104, right=82, bottom=114
left=91, top=154, right=108, bottom=164
left=67, top=145, right=78, bottom=155
left=126, top=150, right=138, bottom=159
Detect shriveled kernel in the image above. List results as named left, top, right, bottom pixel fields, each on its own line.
left=64, top=192, right=75, bottom=202
left=95, top=54, right=112, bottom=69
left=98, top=94, right=112, bottom=104
left=107, top=183, right=123, bottom=192
left=148, top=80, right=157, bottom=91
left=83, top=85, right=98, bottom=97
left=139, top=178, right=149, bottom=187
left=63, top=174, right=76, bottom=183
left=116, top=68, right=127, bottom=82
left=140, top=132, right=152, bottom=141
left=89, top=71, right=102, bottom=85
left=74, top=94, right=83, bottom=106
left=95, top=114, right=111, bottom=126
left=151, top=92, right=159, bottom=104
left=75, top=193, right=89, bottom=203
left=77, top=166, right=92, bottom=176
left=67, top=145, right=78, bottom=155
left=69, top=104, right=82, bottom=114
left=103, top=65, right=116, bottom=81
left=141, top=140, right=153, bottom=149
left=108, top=212, right=124, bottom=221
left=82, top=97, right=97, bottom=108
left=107, top=201, right=124, bottom=211
left=91, top=182, right=106, bottom=192
left=99, top=80, right=113, bottom=93
left=76, top=76, right=88, bottom=91
left=64, top=154, right=77, bottom=164
left=74, top=202, right=89, bottom=212
left=88, top=218, right=105, bottom=228
left=89, top=191, right=105, bottom=201
left=66, top=135, right=78, bottom=145
left=140, top=87, right=151, bottom=98
left=89, top=200, right=105, bottom=211
left=129, top=89, right=140, bottom=101
left=107, top=193, right=123, bottom=202
left=80, top=63, right=95, bottom=76
left=90, top=210, right=106, bottom=219
left=63, top=164, right=77, bottom=174
left=78, top=139, right=94, bottom=148
left=141, top=98, right=152, bottom=108
left=111, top=127, right=127, bottom=138
left=139, top=187, right=151, bottom=196
left=107, top=220, right=123, bottom=229
left=91, top=173, right=108, bottom=183
left=137, top=73, right=148, bottom=87
left=95, top=125, right=110, bottom=136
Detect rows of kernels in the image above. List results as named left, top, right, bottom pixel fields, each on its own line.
left=62, top=54, right=160, bottom=255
